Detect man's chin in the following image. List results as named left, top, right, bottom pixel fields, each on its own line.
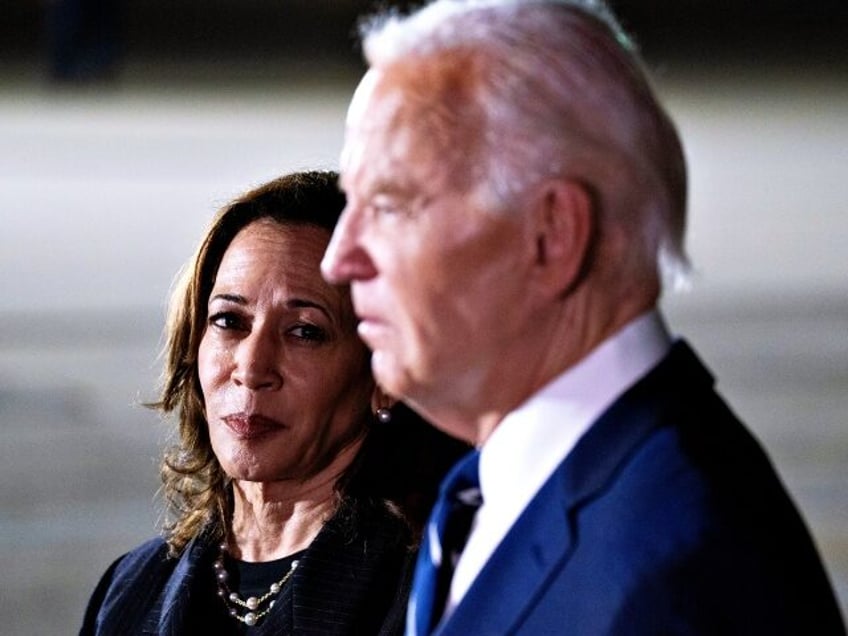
left=370, top=350, right=407, bottom=397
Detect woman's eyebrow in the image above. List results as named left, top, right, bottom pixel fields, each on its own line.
left=288, top=298, right=333, bottom=322
left=208, top=294, right=337, bottom=324
left=209, top=293, right=247, bottom=305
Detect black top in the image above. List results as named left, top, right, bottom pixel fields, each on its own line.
left=195, top=550, right=306, bottom=635
left=80, top=501, right=415, bottom=635
left=233, top=551, right=303, bottom=603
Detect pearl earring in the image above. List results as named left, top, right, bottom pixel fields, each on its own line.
left=376, top=407, right=392, bottom=423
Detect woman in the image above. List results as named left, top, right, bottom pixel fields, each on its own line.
left=80, top=171, right=466, bottom=635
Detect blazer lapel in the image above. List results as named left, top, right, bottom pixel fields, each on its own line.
left=436, top=470, right=572, bottom=636
left=438, top=341, right=712, bottom=635
left=559, top=340, right=713, bottom=507
left=284, top=508, right=410, bottom=635
left=153, top=534, right=211, bottom=635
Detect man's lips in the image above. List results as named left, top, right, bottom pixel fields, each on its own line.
left=356, top=314, right=387, bottom=343
left=222, top=413, right=284, bottom=440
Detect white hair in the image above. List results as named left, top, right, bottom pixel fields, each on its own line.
left=359, top=0, right=690, bottom=289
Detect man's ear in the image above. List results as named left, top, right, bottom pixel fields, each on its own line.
left=531, top=178, right=594, bottom=298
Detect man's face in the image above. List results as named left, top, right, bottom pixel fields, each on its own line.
left=322, top=68, right=536, bottom=423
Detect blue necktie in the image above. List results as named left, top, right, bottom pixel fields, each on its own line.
left=408, top=449, right=482, bottom=636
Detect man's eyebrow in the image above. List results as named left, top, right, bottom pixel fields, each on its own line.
left=344, top=173, right=415, bottom=200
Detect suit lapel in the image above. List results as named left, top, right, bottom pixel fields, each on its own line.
left=436, top=469, right=572, bottom=635
left=154, top=533, right=211, bottom=635
left=286, top=520, right=369, bottom=634
left=559, top=340, right=713, bottom=507
left=438, top=341, right=713, bottom=635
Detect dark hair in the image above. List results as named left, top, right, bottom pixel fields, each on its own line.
left=153, top=169, right=469, bottom=554
left=154, top=170, right=349, bottom=554
left=345, top=403, right=471, bottom=536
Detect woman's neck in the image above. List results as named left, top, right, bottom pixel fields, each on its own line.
left=229, top=483, right=335, bottom=562
left=228, top=440, right=361, bottom=562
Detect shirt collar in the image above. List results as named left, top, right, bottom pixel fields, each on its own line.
left=478, top=309, right=673, bottom=526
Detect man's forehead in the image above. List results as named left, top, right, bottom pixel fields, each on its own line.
left=339, top=124, right=433, bottom=199
left=342, top=75, right=424, bottom=182
left=340, top=61, right=479, bottom=197
left=345, top=67, right=416, bottom=134
left=345, top=69, right=382, bottom=130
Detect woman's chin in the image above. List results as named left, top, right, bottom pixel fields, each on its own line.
left=218, top=447, right=293, bottom=484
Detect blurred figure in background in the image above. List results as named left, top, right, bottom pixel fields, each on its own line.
left=81, top=170, right=466, bottom=635
left=45, top=0, right=121, bottom=83
left=321, top=1, right=846, bottom=634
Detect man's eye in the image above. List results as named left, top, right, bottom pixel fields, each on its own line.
left=373, top=202, right=398, bottom=215
left=370, top=195, right=404, bottom=216
left=289, top=324, right=327, bottom=342
left=208, top=312, right=244, bottom=331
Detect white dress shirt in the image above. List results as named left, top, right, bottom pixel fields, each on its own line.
left=443, top=309, right=673, bottom=616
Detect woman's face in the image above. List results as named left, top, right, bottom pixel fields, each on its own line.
left=198, top=219, right=374, bottom=484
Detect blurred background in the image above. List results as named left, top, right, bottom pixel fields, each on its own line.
left=1, top=1, right=846, bottom=632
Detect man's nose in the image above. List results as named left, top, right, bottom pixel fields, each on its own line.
left=321, top=205, right=378, bottom=284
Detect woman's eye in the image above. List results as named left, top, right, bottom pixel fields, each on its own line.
left=289, top=324, right=327, bottom=342
left=208, top=312, right=244, bottom=331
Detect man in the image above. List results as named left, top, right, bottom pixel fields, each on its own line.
left=322, top=1, right=845, bottom=634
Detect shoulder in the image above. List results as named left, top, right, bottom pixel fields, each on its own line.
left=563, top=340, right=781, bottom=527
left=90, top=536, right=170, bottom=593
left=528, top=344, right=843, bottom=631
left=117, top=536, right=171, bottom=567
left=565, top=366, right=795, bottom=554
left=97, top=536, right=175, bottom=590
left=79, top=537, right=174, bottom=635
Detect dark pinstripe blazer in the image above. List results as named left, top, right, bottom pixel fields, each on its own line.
left=80, top=501, right=414, bottom=635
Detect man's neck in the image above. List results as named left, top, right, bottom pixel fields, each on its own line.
left=420, top=293, right=659, bottom=446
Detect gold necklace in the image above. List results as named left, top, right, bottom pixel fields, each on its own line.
left=214, top=542, right=299, bottom=627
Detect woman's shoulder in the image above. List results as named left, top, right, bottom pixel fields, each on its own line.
left=122, top=535, right=169, bottom=559
left=88, top=537, right=175, bottom=596
left=79, top=536, right=174, bottom=635
left=105, top=536, right=172, bottom=579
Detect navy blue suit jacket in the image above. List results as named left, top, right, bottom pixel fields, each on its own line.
left=436, top=341, right=844, bottom=635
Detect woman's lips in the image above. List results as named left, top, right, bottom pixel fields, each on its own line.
left=222, top=413, right=283, bottom=440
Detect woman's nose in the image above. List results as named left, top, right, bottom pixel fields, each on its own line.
left=231, top=331, right=282, bottom=391
left=321, top=204, right=378, bottom=284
